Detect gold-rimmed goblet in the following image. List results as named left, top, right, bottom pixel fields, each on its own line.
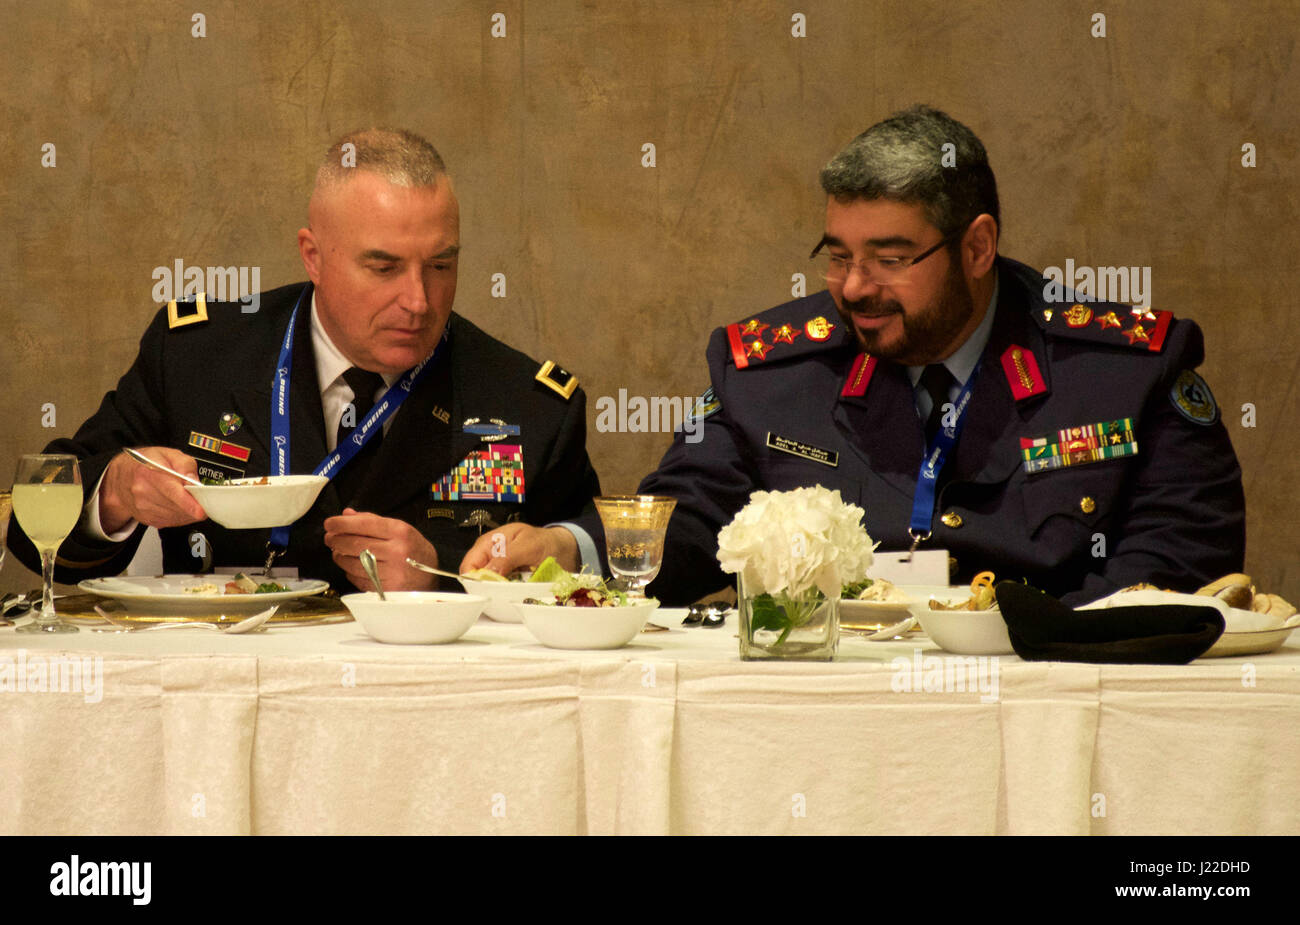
left=12, top=454, right=82, bottom=634
left=593, top=495, right=676, bottom=597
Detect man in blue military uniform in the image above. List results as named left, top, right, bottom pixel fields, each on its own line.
left=7, top=129, right=600, bottom=592
left=464, top=106, right=1246, bottom=606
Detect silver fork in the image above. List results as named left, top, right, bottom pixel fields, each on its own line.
left=92, top=605, right=277, bottom=634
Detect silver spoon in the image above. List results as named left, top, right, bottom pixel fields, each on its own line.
left=124, top=447, right=203, bottom=486
left=404, top=557, right=466, bottom=583
left=93, top=604, right=277, bottom=633
left=360, top=548, right=386, bottom=600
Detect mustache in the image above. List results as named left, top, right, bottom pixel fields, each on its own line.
left=842, top=298, right=902, bottom=316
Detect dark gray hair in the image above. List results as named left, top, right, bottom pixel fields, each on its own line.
left=316, top=128, right=448, bottom=189
left=819, top=105, right=999, bottom=237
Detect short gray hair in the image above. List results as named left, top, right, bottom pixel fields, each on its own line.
left=316, top=128, right=448, bottom=189
left=819, top=105, right=999, bottom=237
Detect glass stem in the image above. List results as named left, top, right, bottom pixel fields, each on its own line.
left=38, top=548, right=56, bottom=625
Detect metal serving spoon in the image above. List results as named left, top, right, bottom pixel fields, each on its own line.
left=404, top=557, right=466, bottom=583
left=360, top=549, right=386, bottom=601
left=124, top=447, right=204, bottom=486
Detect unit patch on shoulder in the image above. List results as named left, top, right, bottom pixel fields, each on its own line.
left=1170, top=369, right=1219, bottom=425
left=687, top=386, right=721, bottom=422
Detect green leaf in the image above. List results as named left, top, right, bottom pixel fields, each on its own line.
left=748, top=593, right=793, bottom=634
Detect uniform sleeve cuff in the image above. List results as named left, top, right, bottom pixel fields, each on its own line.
left=549, top=522, right=600, bottom=575
left=82, top=469, right=138, bottom=543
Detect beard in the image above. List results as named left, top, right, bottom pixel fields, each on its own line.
left=835, top=258, right=976, bottom=365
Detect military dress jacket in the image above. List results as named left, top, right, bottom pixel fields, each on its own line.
left=10, top=282, right=601, bottom=590
left=591, top=257, right=1244, bottom=606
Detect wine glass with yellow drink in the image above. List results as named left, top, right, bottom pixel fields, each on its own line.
left=12, top=455, right=81, bottom=634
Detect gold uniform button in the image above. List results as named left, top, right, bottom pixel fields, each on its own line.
left=941, top=510, right=963, bottom=529
left=1080, top=496, right=1096, bottom=514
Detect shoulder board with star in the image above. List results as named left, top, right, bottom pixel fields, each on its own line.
left=725, top=292, right=854, bottom=369
left=1034, top=302, right=1173, bottom=353
left=534, top=359, right=578, bottom=399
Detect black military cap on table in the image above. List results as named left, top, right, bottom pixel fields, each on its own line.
left=994, top=581, right=1225, bottom=664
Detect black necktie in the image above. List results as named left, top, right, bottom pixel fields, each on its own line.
left=334, top=367, right=386, bottom=504
left=919, top=364, right=956, bottom=444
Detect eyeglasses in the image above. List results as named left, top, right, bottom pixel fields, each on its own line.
left=809, top=228, right=963, bottom=284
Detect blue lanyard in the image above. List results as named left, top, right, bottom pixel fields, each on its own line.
left=908, top=363, right=981, bottom=543
left=266, top=285, right=443, bottom=553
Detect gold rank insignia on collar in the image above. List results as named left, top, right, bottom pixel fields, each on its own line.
left=535, top=360, right=578, bottom=399
left=999, top=344, right=1047, bottom=401
left=167, top=291, right=208, bottom=329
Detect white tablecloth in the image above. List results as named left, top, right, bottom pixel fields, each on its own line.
left=2, top=611, right=1297, bottom=835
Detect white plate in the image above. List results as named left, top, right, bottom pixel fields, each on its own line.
left=78, top=575, right=330, bottom=615
left=840, top=598, right=914, bottom=627
left=1201, top=616, right=1300, bottom=658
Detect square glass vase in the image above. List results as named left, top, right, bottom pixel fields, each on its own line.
left=737, top=576, right=839, bottom=661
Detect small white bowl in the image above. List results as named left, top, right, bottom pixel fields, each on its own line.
left=515, top=599, right=660, bottom=649
left=186, top=475, right=329, bottom=529
left=342, top=592, right=487, bottom=644
left=915, top=605, right=1015, bottom=656
left=456, top=577, right=545, bottom=623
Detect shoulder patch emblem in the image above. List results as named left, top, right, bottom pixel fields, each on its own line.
left=1170, top=369, right=1218, bottom=425
left=167, top=292, right=208, bottom=329
left=687, top=386, right=721, bottom=423
left=535, top=360, right=578, bottom=400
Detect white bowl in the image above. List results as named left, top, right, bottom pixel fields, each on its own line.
left=342, top=591, right=486, bottom=644
left=515, top=599, right=660, bottom=649
left=186, top=475, right=329, bottom=529
left=456, top=577, right=547, bottom=623
left=914, top=605, right=1015, bottom=656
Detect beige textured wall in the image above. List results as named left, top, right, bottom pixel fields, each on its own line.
left=2, top=1, right=1296, bottom=598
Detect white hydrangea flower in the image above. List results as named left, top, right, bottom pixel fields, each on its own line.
left=716, top=485, right=875, bottom=598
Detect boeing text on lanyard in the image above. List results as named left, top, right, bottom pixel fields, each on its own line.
left=264, top=284, right=443, bottom=569
left=907, top=363, right=981, bottom=556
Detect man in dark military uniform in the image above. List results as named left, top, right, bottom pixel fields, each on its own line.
left=8, top=129, right=600, bottom=592
left=465, top=106, right=1244, bottom=607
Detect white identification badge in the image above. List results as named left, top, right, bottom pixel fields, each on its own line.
left=869, top=549, right=948, bottom=586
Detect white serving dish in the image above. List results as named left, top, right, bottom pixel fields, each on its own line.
left=342, top=591, right=486, bottom=644
left=914, top=605, right=1015, bottom=656
left=515, top=599, right=660, bottom=649
left=456, top=577, right=546, bottom=623
left=185, top=475, right=329, bottom=529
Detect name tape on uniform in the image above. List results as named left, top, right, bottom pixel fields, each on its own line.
left=766, top=433, right=839, bottom=467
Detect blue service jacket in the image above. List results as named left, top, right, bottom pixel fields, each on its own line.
left=594, top=257, right=1245, bottom=606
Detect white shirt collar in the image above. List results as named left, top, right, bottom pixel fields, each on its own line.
left=310, top=291, right=397, bottom=393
